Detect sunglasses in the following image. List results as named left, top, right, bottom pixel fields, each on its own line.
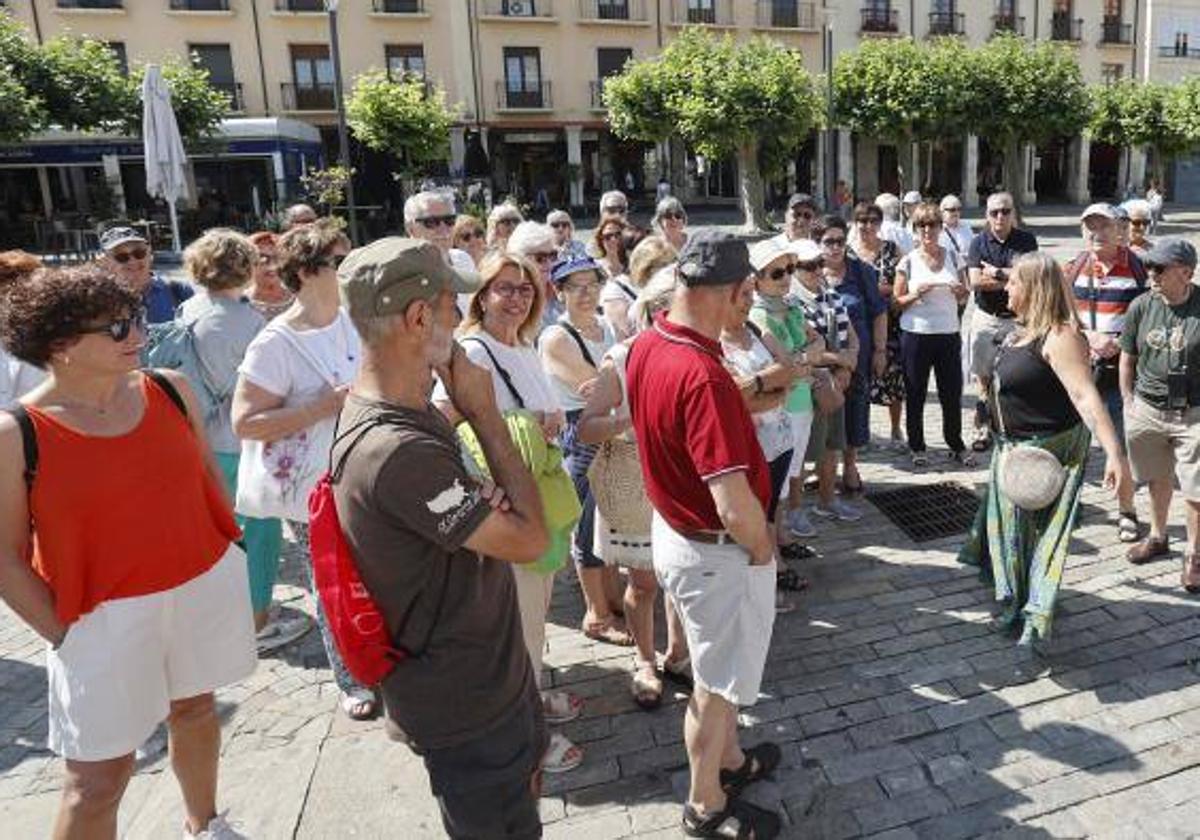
left=495, top=217, right=519, bottom=227
left=820, top=237, right=846, bottom=248
left=791, top=209, right=815, bottom=220
left=855, top=217, right=881, bottom=226
left=531, top=251, right=557, bottom=264
left=457, top=230, right=485, bottom=241
left=317, top=253, right=347, bottom=270
left=602, top=232, right=622, bottom=241
left=988, top=207, right=1014, bottom=217
left=660, top=211, right=685, bottom=221
left=1130, top=219, right=1149, bottom=227
left=915, top=221, right=942, bottom=230
left=795, top=261, right=823, bottom=272
left=943, top=206, right=962, bottom=213
left=550, top=221, right=572, bottom=229
left=83, top=310, right=146, bottom=342
left=111, top=247, right=149, bottom=264
left=491, top=283, right=536, bottom=299
left=765, top=263, right=796, bottom=281
left=418, top=215, right=456, bottom=229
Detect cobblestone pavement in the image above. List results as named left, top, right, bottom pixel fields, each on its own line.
left=3, top=216, right=1199, bottom=838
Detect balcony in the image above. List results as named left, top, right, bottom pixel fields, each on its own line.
left=928, top=11, right=965, bottom=36
left=169, top=0, right=229, bottom=9
left=1050, top=13, right=1082, bottom=41
left=578, top=0, right=648, bottom=22
left=496, top=80, right=552, bottom=111
left=372, top=0, right=426, bottom=11
left=670, top=0, right=734, bottom=26
left=860, top=7, right=899, bottom=34
left=991, top=13, right=1024, bottom=36
left=274, top=0, right=324, bottom=11
left=480, top=0, right=555, bottom=18
left=213, top=82, right=245, bottom=112
left=281, top=82, right=336, bottom=111
left=755, top=0, right=817, bottom=30
left=57, top=0, right=124, bottom=8
left=1159, top=45, right=1200, bottom=59
left=590, top=80, right=607, bottom=111
left=1100, top=18, right=1132, bottom=45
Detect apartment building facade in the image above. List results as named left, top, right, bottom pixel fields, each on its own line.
left=0, top=0, right=1186, bottom=228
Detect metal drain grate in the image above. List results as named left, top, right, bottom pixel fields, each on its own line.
left=865, top=482, right=981, bottom=543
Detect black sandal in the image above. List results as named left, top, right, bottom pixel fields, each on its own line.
left=719, top=742, right=782, bottom=797
left=775, top=567, right=809, bottom=592
left=779, top=543, right=816, bottom=562
left=682, top=799, right=782, bottom=839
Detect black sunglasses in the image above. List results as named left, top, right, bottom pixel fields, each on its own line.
left=111, top=247, right=149, bottom=264
left=550, top=221, right=572, bottom=229
left=988, top=207, right=1014, bottom=217
left=83, top=310, right=146, bottom=342
left=766, top=263, right=797, bottom=281
left=660, top=211, right=686, bottom=221
left=418, top=215, right=456, bottom=229
left=795, top=261, right=823, bottom=272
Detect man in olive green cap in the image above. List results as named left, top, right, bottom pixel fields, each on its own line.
left=333, top=238, right=551, bottom=836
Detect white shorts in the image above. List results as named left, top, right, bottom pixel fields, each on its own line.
left=788, top=411, right=814, bottom=478
left=652, top=514, right=775, bottom=707
left=46, top=544, right=257, bottom=762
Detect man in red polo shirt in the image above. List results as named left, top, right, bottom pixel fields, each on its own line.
left=628, top=230, right=781, bottom=840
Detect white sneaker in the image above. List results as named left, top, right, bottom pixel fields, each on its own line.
left=788, top=508, right=817, bottom=538
left=813, top=499, right=863, bottom=522
left=255, top=614, right=313, bottom=655
left=186, top=814, right=249, bottom=840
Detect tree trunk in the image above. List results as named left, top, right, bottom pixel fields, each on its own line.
left=737, top=142, right=770, bottom=233
left=1003, top=137, right=1024, bottom=218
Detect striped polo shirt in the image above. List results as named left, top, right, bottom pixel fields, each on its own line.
left=792, top=283, right=852, bottom=352
left=1069, top=247, right=1146, bottom=336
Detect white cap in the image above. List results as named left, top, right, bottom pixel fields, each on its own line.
left=1081, top=202, right=1117, bottom=222
left=749, top=238, right=788, bottom=271
left=902, top=190, right=923, bottom=205
left=939, top=194, right=963, bottom=210
left=784, top=239, right=823, bottom=263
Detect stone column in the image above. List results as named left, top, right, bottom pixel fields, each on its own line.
left=1067, top=134, right=1091, bottom=205
left=1117, top=149, right=1129, bottom=199
left=565, top=125, right=584, bottom=210
left=1128, top=146, right=1147, bottom=194
left=449, top=127, right=466, bottom=178
left=856, top=136, right=878, bottom=200
left=908, top=140, right=921, bottom=195
left=838, top=130, right=854, bottom=197
left=100, top=154, right=127, bottom=217
left=962, top=134, right=979, bottom=208
left=37, top=166, right=53, bottom=219
left=1020, top=143, right=1038, bottom=206
left=813, top=132, right=826, bottom=206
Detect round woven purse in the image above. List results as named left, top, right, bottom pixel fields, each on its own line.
left=587, top=437, right=652, bottom=535
left=993, top=366, right=1066, bottom=512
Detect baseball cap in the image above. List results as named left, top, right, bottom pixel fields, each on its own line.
left=338, top=237, right=479, bottom=320
left=785, top=239, right=823, bottom=264
left=550, top=256, right=602, bottom=286
left=788, top=192, right=817, bottom=211
left=902, top=190, right=923, bottom=205
left=748, top=238, right=788, bottom=272
left=676, top=229, right=752, bottom=287
left=1141, top=237, right=1197, bottom=271
left=939, top=195, right=963, bottom=211
left=1081, top=203, right=1117, bottom=222
left=99, top=226, right=148, bottom=252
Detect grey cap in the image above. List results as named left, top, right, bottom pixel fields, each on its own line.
left=99, top=226, right=148, bottom=252
left=788, top=192, right=817, bottom=210
left=1142, top=237, right=1198, bottom=271
left=676, top=229, right=752, bottom=287
left=1081, top=202, right=1117, bottom=222
left=339, top=237, right=480, bottom=320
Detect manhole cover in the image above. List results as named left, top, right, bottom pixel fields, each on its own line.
left=865, top=482, right=980, bottom=543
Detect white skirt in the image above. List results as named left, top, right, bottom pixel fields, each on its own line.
left=594, top=508, right=653, bottom=570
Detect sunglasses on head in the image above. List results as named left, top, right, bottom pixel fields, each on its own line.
left=765, top=263, right=796, bottom=281
left=418, top=215, right=456, bottom=229
left=988, top=207, right=1014, bottom=217
left=83, top=310, right=146, bottom=342
left=111, top=247, right=148, bottom=264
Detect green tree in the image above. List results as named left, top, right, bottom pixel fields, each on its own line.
left=604, top=29, right=823, bottom=231
left=126, top=58, right=231, bottom=145
left=968, top=35, right=1090, bottom=200
left=1161, top=77, right=1200, bottom=183
left=0, top=67, right=40, bottom=143
left=22, top=31, right=136, bottom=133
left=1089, top=80, right=1174, bottom=184
left=346, top=71, right=457, bottom=177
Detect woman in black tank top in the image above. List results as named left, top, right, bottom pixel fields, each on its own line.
left=958, top=253, right=1131, bottom=657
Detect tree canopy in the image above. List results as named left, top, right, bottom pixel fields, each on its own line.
left=1091, top=76, right=1200, bottom=182
left=346, top=71, right=458, bottom=177
left=605, top=28, right=822, bottom=230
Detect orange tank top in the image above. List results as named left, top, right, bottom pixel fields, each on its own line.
left=26, top=374, right=240, bottom=625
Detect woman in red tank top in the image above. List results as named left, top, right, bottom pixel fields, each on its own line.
left=0, top=264, right=255, bottom=839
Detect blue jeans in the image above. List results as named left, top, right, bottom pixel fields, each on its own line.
left=844, top=371, right=871, bottom=449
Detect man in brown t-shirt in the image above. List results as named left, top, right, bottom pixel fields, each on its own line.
left=333, top=238, right=550, bottom=838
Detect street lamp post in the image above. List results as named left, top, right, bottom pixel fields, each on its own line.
left=326, top=0, right=359, bottom=244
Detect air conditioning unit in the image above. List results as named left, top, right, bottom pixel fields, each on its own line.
left=507, top=0, right=529, bottom=15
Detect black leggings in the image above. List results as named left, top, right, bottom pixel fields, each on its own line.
left=766, top=449, right=794, bottom=523
left=900, top=331, right=965, bottom=454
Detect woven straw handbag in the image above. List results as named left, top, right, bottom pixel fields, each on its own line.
left=993, top=368, right=1067, bottom=512
left=587, top=436, right=652, bottom=535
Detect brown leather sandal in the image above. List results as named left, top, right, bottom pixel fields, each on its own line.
left=1127, top=537, right=1170, bottom=565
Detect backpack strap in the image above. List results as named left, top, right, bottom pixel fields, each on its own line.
left=615, top=279, right=636, bottom=301
left=460, top=336, right=525, bottom=410
left=143, top=369, right=190, bottom=420
left=745, top=319, right=763, bottom=340
left=9, top=405, right=37, bottom=491
left=556, top=320, right=597, bottom=368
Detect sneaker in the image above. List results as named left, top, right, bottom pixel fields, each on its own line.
left=186, top=814, right=248, bottom=840
left=813, top=499, right=862, bottom=522
left=255, top=614, right=313, bottom=655
left=911, top=451, right=929, bottom=468
left=787, top=508, right=817, bottom=538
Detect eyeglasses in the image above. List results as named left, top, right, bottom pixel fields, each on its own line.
left=317, top=253, right=347, bottom=270
left=82, top=310, right=146, bottom=342
left=791, top=209, right=815, bottom=220
left=111, top=247, right=149, bottom=264
left=795, top=261, right=823, bottom=273
left=765, top=263, right=796, bottom=281
left=1130, top=219, right=1149, bottom=228
left=915, top=221, right=942, bottom=231
left=988, top=207, right=1014, bottom=217
left=660, top=211, right=685, bottom=221
left=564, top=280, right=602, bottom=294
left=820, top=237, right=846, bottom=248
left=418, top=215, right=456, bottom=229
left=602, top=232, right=622, bottom=242
left=495, top=217, right=519, bottom=227
left=491, top=283, right=537, bottom=299
left=457, top=230, right=485, bottom=242
left=550, top=221, right=572, bottom=229
left=531, top=251, right=557, bottom=264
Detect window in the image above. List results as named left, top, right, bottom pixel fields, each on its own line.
left=107, top=41, right=128, bottom=75
left=1101, top=63, right=1123, bottom=84
left=1103, top=0, right=1121, bottom=18
left=502, top=0, right=537, bottom=16
left=996, top=0, right=1016, bottom=16
left=290, top=44, right=335, bottom=109
left=688, top=0, right=715, bottom=24
left=190, top=44, right=238, bottom=107
left=385, top=45, right=426, bottom=82
left=378, top=0, right=421, bottom=10
left=1053, top=0, right=1071, bottom=11
left=597, top=48, right=632, bottom=79
left=597, top=0, right=629, bottom=19
left=503, top=47, right=542, bottom=107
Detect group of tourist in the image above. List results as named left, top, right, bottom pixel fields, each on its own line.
left=0, top=178, right=1196, bottom=839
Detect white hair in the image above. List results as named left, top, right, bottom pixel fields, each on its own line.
left=875, top=193, right=901, bottom=222
left=403, top=190, right=454, bottom=226
left=600, top=190, right=628, bottom=215
left=1121, top=199, right=1151, bottom=220
left=939, top=194, right=963, bottom=211
left=546, top=209, right=572, bottom=227
left=629, top=264, right=678, bottom=332
left=506, top=221, right=556, bottom=257
left=488, top=202, right=523, bottom=224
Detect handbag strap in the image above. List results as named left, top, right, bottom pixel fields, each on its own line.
left=557, top=320, right=597, bottom=369
left=460, top=336, right=525, bottom=410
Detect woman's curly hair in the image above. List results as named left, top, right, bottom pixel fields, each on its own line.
left=276, top=218, right=350, bottom=293
left=0, top=264, right=141, bottom=367
left=184, top=228, right=256, bottom=291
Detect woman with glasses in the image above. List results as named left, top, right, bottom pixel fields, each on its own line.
left=435, top=253, right=585, bottom=775
left=894, top=203, right=973, bottom=468
left=452, top=214, right=488, bottom=268
left=602, top=235, right=678, bottom=339
left=0, top=265, right=255, bottom=839
left=487, top=202, right=524, bottom=251
left=652, top=196, right=688, bottom=251
left=507, top=221, right=565, bottom=331
left=1120, top=200, right=1154, bottom=257
left=546, top=209, right=589, bottom=261
left=231, top=219, right=375, bottom=722
left=590, top=217, right=628, bottom=280
left=815, top=216, right=887, bottom=501
left=939, top=195, right=975, bottom=261
left=247, top=232, right=294, bottom=321
left=850, top=202, right=906, bottom=449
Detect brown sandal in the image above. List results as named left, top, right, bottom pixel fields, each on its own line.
left=1127, top=537, right=1170, bottom=565
left=582, top=621, right=634, bottom=647
left=631, top=663, right=663, bottom=710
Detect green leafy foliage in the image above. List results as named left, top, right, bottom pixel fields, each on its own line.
left=1162, top=76, right=1200, bottom=158
left=346, top=71, right=457, bottom=175
left=301, top=164, right=354, bottom=210
left=0, top=67, right=39, bottom=143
